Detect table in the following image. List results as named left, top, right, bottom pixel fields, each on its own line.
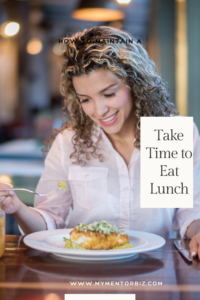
left=0, top=236, right=200, bottom=300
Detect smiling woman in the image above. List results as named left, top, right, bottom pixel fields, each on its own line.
left=1, top=26, right=200, bottom=259
left=72, top=68, right=136, bottom=160
left=42, top=26, right=179, bottom=166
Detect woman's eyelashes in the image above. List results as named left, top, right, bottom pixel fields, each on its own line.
left=104, top=92, right=116, bottom=98
left=80, top=99, right=88, bottom=103
left=80, top=92, right=116, bottom=104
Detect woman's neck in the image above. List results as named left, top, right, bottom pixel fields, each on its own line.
left=105, top=109, right=137, bottom=146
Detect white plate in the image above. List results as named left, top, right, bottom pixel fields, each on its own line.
left=24, top=229, right=165, bottom=261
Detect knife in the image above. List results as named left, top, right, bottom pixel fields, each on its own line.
left=174, top=240, right=193, bottom=262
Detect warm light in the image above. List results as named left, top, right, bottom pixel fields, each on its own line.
left=72, top=8, right=124, bottom=21
left=45, top=293, right=61, bottom=300
left=117, top=0, right=131, bottom=4
left=4, top=22, right=20, bottom=36
left=52, top=43, right=62, bottom=56
left=27, top=38, right=43, bottom=55
left=0, top=175, right=13, bottom=187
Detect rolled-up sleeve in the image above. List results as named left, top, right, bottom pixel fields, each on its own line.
left=19, top=131, right=73, bottom=235
left=176, top=121, right=200, bottom=238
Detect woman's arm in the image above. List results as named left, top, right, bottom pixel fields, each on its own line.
left=186, top=219, right=200, bottom=239
left=13, top=202, right=47, bottom=235
left=17, top=131, right=73, bottom=234
left=176, top=121, right=200, bottom=238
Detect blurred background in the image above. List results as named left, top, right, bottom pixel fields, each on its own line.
left=0, top=0, right=199, bottom=235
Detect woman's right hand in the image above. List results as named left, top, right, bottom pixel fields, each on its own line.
left=0, top=183, right=22, bottom=214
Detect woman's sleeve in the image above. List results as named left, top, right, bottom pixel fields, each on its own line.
left=176, top=121, right=200, bottom=238
left=18, top=131, right=73, bottom=235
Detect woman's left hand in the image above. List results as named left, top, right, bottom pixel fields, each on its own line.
left=189, top=232, right=200, bottom=260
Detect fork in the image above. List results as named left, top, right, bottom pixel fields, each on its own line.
left=0, top=188, right=57, bottom=197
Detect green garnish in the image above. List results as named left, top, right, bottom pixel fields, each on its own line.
left=63, top=238, right=86, bottom=250
left=75, top=220, right=125, bottom=235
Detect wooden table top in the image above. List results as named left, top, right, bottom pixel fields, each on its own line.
left=0, top=235, right=200, bottom=300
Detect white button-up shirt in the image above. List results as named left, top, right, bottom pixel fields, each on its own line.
left=19, top=117, right=200, bottom=239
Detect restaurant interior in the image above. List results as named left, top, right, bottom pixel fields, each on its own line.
left=0, top=0, right=200, bottom=237
left=0, top=1, right=200, bottom=300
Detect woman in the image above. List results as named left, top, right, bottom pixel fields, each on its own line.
left=0, top=26, right=200, bottom=258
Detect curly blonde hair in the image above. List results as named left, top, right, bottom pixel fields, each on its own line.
left=42, top=26, right=179, bottom=166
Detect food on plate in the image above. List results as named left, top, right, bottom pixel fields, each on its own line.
left=63, top=237, right=86, bottom=250
left=58, top=181, right=67, bottom=191
left=63, top=220, right=133, bottom=250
